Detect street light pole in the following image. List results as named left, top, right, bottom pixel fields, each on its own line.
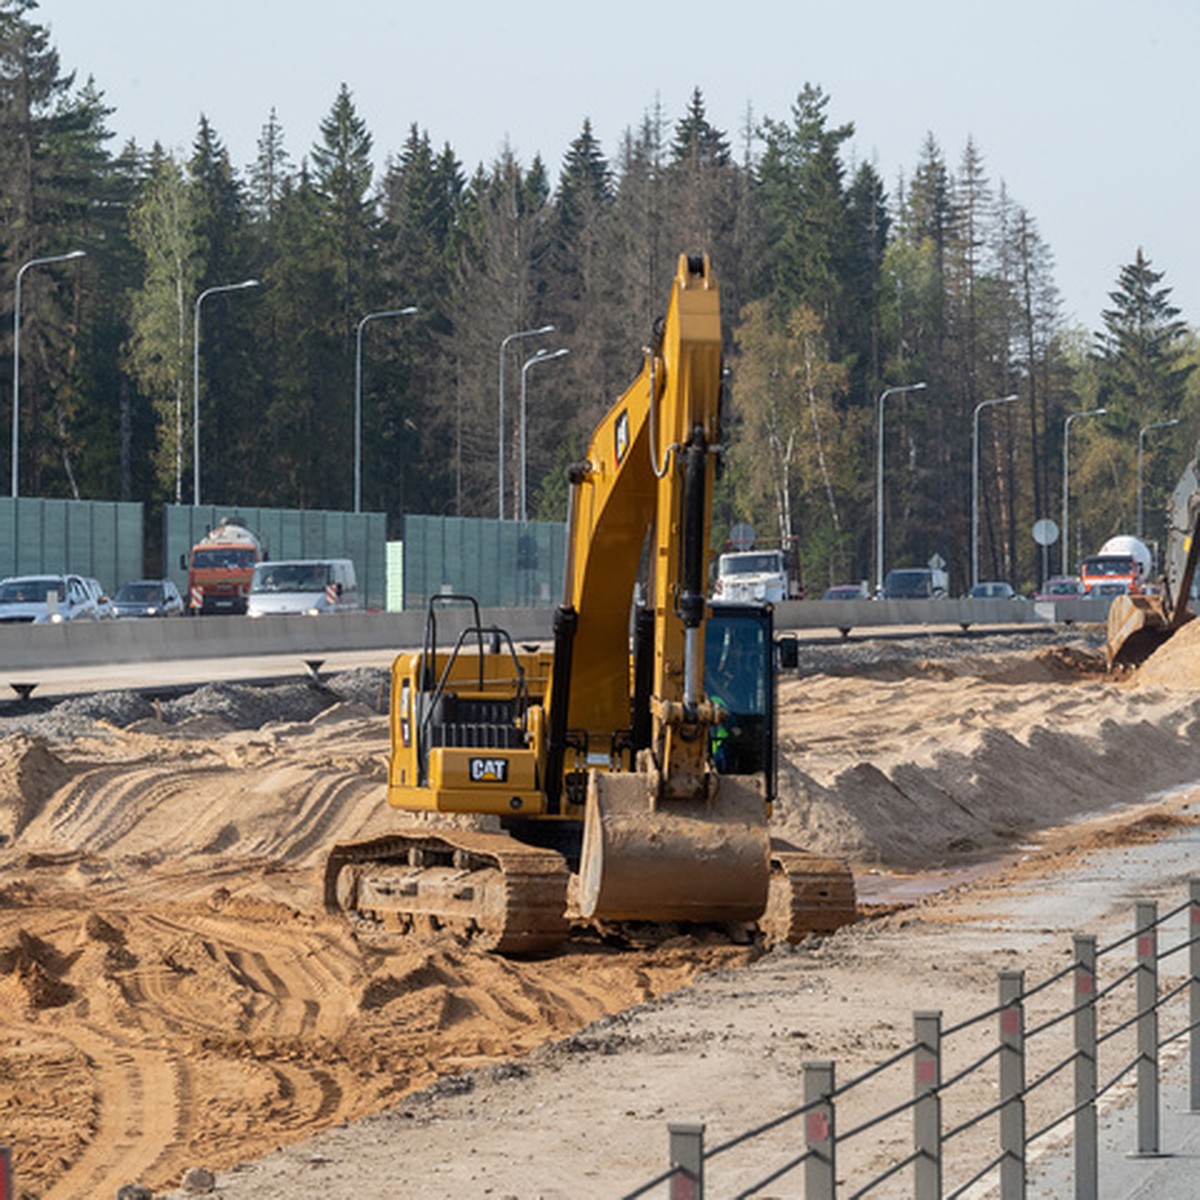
left=355, top=306, right=418, bottom=513
left=519, top=347, right=569, bottom=522
left=499, top=324, right=555, bottom=520
left=971, top=393, right=1019, bottom=589
left=1136, top=419, right=1180, bottom=539
left=11, top=249, right=86, bottom=498
left=192, top=278, right=259, bottom=506
left=874, top=381, right=928, bottom=593
left=1061, top=406, right=1107, bottom=576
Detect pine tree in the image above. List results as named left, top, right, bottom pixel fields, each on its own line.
left=1092, top=249, right=1195, bottom=546
left=311, top=83, right=377, bottom=331
left=756, top=84, right=854, bottom=338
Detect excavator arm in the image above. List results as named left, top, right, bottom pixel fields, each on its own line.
left=545, top=255, right=772, bottom=923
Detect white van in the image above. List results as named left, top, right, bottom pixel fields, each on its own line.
left=247, top=559, right=359, bottom=616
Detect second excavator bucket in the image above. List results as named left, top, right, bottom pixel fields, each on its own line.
left=1106, top=593, right=1194, bottom=670
left=575, top=770, right=771, bottom=925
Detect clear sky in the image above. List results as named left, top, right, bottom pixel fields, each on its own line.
left=33, top=0, right=1200, bottom=334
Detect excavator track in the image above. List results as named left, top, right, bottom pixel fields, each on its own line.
left=758, top=847, right=858, bottom=945
left=324, top=830, right=571, bottom=955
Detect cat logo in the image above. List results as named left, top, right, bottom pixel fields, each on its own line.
left=469, top=757, right=509, bottom=783
left=614, top=409, right=630, bottom=466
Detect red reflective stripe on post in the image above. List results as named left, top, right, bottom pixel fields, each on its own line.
left=806, top=1111, right=830, bottom=1141
left=1192, top=904, right=1200, bottom=926
left=1076, top=970, right=1094, bottom=994
left=916, top=1058, right=936, bottom=1084
left=1138, top=935, right=1153, bottom=958
left=1001, top=1007, right=1020, bottom=1035
left=669, top=1173, right=697, bottom=1200
left=0, top=1146, right=11, bottom=1200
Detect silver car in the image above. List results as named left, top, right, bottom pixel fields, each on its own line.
left=0, top=574, right=102, bottom=623
left=111, top=579, right=185, bottom=618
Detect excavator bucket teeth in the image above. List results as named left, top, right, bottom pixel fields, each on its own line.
left=576, top=771, right=771, bottom=924
left=1106, top=594, right=1173, bottom=669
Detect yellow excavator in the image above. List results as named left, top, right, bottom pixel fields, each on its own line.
left=1107, top=452, right=1200, bottom=669
left=325, top=255, right=856, bottom=952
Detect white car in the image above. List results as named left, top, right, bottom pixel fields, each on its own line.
left=0, top=573, right=103, bottom=623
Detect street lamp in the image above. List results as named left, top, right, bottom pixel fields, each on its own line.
left=874, top=381, right=928, bottom=593
left=499, top=324, right=555, bottom=519
left=1061, top=406, right=1106, bottom=576
left=192, top=278, right=259, bottom=506
left=355, top=306, right=418, bottom=513
left=11, top=249, right=86, bottom=498
left=519, top=347, right=569, bottom=522
left=971, top=393, right=1019, bottom=588
left=1136, top=419, right=1180, bottom=539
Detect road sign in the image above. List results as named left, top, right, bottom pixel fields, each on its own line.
left=729, top=522, right=755, bottom=551
left=1032, top=518, right=1059, bottom=547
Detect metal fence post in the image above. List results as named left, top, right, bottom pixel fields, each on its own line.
left=914, top=1010, right=942, bottom=1200
left=668, top=1122, right=704, bottom=1200
left=804, top=1060, right=836, bottom=1200
left=1134, top=900, right=1160, bottom=1156
left=999, top=969, right=1026, bottom=1200
left=1190, top=878, right=1200, bottom=1114
left=1073, top=934, right=1098, bottom=1200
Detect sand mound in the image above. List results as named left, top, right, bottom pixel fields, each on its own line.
left=0, top=735, right=74, bottom=845
left=1131, top=617, right=1200, bottom=689
left=772, top=670, right=1200, bottom=867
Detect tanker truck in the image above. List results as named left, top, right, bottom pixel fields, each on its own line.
left=184, top=517, right=267, bottom=614
left=1079, top=535, right=1152, bottom=596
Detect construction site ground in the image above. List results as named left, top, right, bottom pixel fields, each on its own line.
left=5, top=622, right=1200, bottom=1198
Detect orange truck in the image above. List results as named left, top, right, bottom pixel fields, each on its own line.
left=185, top=518, right=266, bottom=614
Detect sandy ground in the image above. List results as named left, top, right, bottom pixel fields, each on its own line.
left=4, top=625, right=1200, bottom=1198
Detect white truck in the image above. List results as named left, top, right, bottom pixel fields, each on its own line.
left=713, top=549, right=791, bottom=603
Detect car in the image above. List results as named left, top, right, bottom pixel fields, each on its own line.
left=968, top=581, right=1016, bottom=600
left=1034, top=576, right=1087, bottom=601
left=111, top=578, right=185, bottom=618
left=882, top=567, right=949, bottom=599
left=0, top=573, right=102, bottom=623
left=821, top=583, right=869, bottom=601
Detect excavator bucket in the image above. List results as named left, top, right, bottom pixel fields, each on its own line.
left=1106, top=593, right=1174, bottom=669
left=575, top=770, right=771, bottom=925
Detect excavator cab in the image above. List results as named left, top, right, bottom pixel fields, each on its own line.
left=705, top=604, right=776, bottom=790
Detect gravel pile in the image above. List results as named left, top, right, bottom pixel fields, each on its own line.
left=790, top=627, right=1104, bottom=678
left=0, top=667, right=392, bottom=742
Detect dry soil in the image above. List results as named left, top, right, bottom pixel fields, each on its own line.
left=3, top=628, right=1200, bottom=1198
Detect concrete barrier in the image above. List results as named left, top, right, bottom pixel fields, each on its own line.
left=0, top=597, right=1113, bottom=673
left=0, top=608, right=558, bottom=672
left=775, top=596, right=1113, bottom=634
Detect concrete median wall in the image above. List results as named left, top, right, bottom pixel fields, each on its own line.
left=0, top=608, right=558, bottom=672
left=0, top=597, right=1111, bottom=673
left=775, top=596, right=1112, bottom=633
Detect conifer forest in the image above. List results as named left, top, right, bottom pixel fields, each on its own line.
left=2, top=0, right=1196, bottom=592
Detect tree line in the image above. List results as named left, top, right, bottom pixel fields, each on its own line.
left=2, top=0, right=1196, bottom=588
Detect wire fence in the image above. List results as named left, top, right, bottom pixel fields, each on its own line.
left=623, top=877, right=1200, bottom=1199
